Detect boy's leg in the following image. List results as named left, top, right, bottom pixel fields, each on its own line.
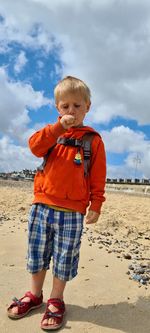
left=42, top=276, right=66, bottom=326
left=9, top=269, right=46, bottom=315
left=41, top=210, right=84, bottom=327
left=50, top=276, right=66, bottom=299
left=8, top=204, right=54, bottom=317
left=31, top=269, right=47, bottom=296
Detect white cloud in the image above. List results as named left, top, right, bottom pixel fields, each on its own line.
left=0, top=135, right=41, bottom=172
left=107, top=149, right=150, bottom=180
left=125, top=150, right=150, bottom=179
left=101, top=126, right=147, bottom=154
left=106, top=164, right=133, bottom=180
left=102, top=126, right=150, bottom=178
left=0, top=0, right=150, bottom=124
left=14, top=50, right=28, bottom=74
left=0, top=7, right=56, bottom=53
left=0, top=0, right=150, bottom=175
left=0, top=67, right=51, bottom=142
left=0, top=66, right=51, bottom=172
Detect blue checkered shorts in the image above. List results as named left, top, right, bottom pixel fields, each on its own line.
left=27, top=204, right=84, bottom=281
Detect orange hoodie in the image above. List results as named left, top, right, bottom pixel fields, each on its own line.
left=28, top=120, right=106, bottom=214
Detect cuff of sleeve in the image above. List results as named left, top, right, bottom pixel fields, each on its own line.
left=89, top=201, right=103, bottom=214
left=50, top=121, right=66, bottom=138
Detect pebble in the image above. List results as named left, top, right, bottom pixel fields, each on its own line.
left=128, top=264, right=134, bottom=270
left=85, top=226, right=150, bottom=287
left=135, top=268, right=145, bottom=274
left=124, top=253, right=132, bottom=260
left=18, top=207, right=26, bottom=211
left=132, top=274, right=141, bottom=282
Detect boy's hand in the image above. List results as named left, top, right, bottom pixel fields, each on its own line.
left=60, top=115, right=75, bottom=129
left=85, top=210, right=100, bottom=224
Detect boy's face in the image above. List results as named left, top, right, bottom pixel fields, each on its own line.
left=56, top=92, right=91, bottom=127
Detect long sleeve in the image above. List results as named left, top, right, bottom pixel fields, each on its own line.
left=28, top=120, right=66, bottom=157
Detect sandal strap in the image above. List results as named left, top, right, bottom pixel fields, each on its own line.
left=24, top=291, right=43, bottom=305
left=8, top=291, right=43, bottom=314
left=47, top=298, right=65, bottom=310
left=12, top=297, right=24, bottom=306
left=12, top=292, right=42, bottom=305
left=47, top=311, right=63, bottom=318
left=41, top=298, right=65, bottom=323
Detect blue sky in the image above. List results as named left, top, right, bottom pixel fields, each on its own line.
left=0, top=0, right=150, bottom=179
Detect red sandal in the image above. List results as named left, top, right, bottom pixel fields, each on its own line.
left=7, top=291, right=43, bottom=319
left=41, top=298, right=65, bottom=331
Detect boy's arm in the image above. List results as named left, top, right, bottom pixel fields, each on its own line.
left=28, top=120, right=66, bottom=157
left=29, top=115, right=75, bottom=157
left=86, top=135, right=106, bottom=222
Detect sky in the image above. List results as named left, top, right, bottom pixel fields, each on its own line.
left=0, top=0, right=150, bottom=179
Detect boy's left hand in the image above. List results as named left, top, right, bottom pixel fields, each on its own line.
left=85, top=210, right=100, bottom=224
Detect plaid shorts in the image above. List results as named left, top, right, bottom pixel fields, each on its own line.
left=27, top=204, right=84, bottom=281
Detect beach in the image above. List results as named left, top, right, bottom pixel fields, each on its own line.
left=0, top=179, right=150, bottom=333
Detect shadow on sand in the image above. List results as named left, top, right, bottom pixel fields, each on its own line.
left=65, top=296, right=150, bottom=333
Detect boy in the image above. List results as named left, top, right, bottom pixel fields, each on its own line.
left=7, top=76, right=106, bottom=330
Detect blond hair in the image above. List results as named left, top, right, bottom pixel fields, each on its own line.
left=54, top=76, right=91, bottom=104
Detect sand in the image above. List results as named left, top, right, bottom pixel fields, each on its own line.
left=0, top=179, right=150, bottom=333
